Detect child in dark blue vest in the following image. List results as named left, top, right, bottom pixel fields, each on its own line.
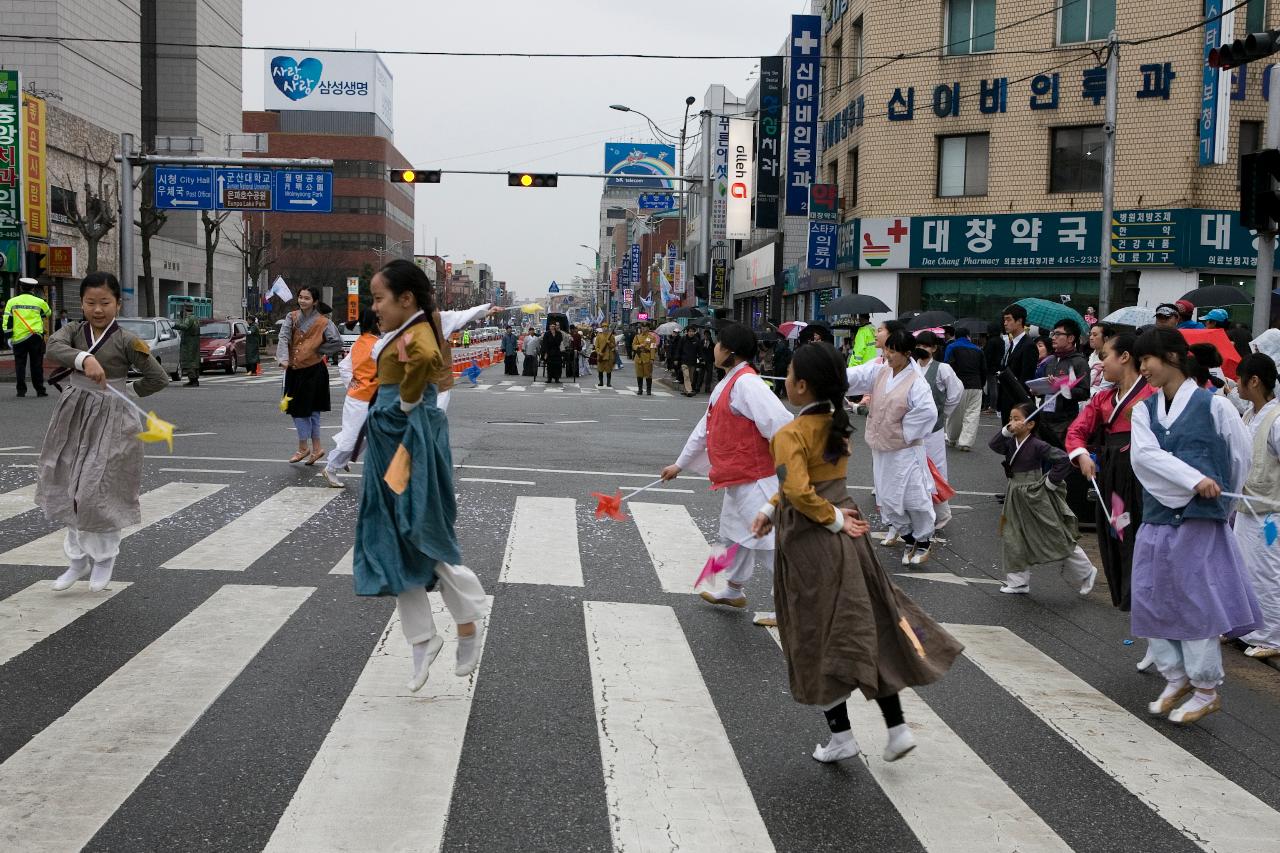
left=1130, top=327, right=1261, bottom=724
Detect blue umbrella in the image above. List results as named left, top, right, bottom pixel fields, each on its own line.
left=1014, top=298, right=1086, bottom=332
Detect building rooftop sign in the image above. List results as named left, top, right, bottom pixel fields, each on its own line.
left=264, top=51, right=394, bottom=131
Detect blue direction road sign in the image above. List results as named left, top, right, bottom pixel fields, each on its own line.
left=215, top=168, right=274, bottom=210
left=274, top=169, right=333, bottom=212
left=155, top=167, right=215, bottom=210
left=638, top=192, right=675, bottom=211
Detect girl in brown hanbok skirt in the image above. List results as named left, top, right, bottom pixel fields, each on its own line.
left=752, top=343, right=962, bottom=764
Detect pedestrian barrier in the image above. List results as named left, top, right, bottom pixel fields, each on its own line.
left=450, top=346, right=501, bottom=376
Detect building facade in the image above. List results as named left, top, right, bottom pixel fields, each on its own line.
left=818, top=0, right=1271, bottom=322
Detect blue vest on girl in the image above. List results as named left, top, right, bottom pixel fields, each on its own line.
left=1142, top=387, right=1231, bottom=525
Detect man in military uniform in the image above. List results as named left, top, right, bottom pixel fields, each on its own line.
left=2, top=277, right=51, bottom=397
left=174, top=305, right=202, bottom=387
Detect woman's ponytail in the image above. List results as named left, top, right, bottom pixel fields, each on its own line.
left=825, top=395, right=853, bottom=463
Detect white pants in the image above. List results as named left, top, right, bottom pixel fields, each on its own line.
left=1004, top=545, right=1095, bottom=590
left=1147, top=637, right=1224, bottom=690
left=923, top=429, right=951, bottom=531
left=64, top=527, right=123, bottom=564
left=395, top=562, right=488, bottom=645
left=947, top=388, right=983, bottom=449
left=720, top=542, right=774, bottom=589
left=326, top=396, right=370, bottom=472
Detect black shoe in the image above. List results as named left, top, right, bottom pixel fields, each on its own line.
left=15, top=392, right=25, bottom=398
left=36, top=390, right=47, bottom=397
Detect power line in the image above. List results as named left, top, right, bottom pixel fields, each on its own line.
left=1120, top=0, right=1250, bottom=46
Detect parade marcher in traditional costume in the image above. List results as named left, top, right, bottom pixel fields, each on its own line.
left=912, top=331, right=963, bottom=530
left=501, top=326, right=520, bottom=375
left=753, top=342, right=962, bottom=763
left=39, top=272, right=169, bottom=592
left=1067, top=332, right=1155, bottom=623
left=521, top=330, right=539, bottom=377
left=174, top=304, right=201, bottom=387
left=354, top=260, right=487, bottom=692
left=1231, top=353, right=1280, bottom=660
left=594, top=324, right=617, bottom=387
left=631, top=323, right=657, bottom=396
left=277, top=286, right=343, bottom=465
left=991, top=402, right=1099, bottom=596
left=1129, top=327, right=1260, bottom=724
left=543, top=321, right=565, bottom=384
left=321, top=308, right=379, bottom=489
left=846, top=324, right=939, bottom=566
left=662, top=322, right=792, bottom=615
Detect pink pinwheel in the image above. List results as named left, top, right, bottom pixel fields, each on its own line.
left=1048, top=367, right=1084, bottom=399
left=694, top=543, right=741, bottom=588
left=1109, top=493, right=1131, bottom=542
left=592, top=490, right=627, bottom=521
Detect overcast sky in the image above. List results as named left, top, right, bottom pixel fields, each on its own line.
left=242, top=0, right=797, bottom=297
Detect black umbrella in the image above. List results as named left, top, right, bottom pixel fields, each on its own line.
left=905, top=310, right=956, bottom=331
left=668, top=306, right=705, bottom=319
left=687, top=316, right=715, bottom=328
left=1179, top=284, right=1251, bottom=308
left=954, top=317, right=990, bottom=335
left=825, top=293, right=891, bottom=316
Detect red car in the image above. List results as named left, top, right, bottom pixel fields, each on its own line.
left=199, top=319, right=250, bottom=374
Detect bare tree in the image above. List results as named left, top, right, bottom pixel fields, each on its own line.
left=134, top=160, right=167, bottom=317
left=60, top=144, right=118, bottom=272
left=200, top=209, right=231, bottom=297
left=227, top=221, right=275, bottom=305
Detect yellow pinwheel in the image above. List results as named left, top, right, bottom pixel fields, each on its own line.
left=279, top=393, right=293, bottom=413
left=136, top=411, right=176, bottom=452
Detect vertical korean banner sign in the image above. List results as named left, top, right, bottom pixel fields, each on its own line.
left=786, top=15, right=822, bottom=216
left=726, top=117, right=755, bottom=239
left=22, top=93, right=47, bottom=240
left=1199, top=2, right=1233, bottom=166
left=0, top=71, right=23, bottom=233
left=713, top=115, right=730, bottom=241
left=756, top=56, right=783, bottom=229
left=807, top=184, right=838, bottom=270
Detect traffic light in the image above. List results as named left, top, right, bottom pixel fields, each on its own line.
left=24, top=249, right=46, bottom=278
left=1240, top=148, right=1280, bottom=231
left=693, top=273, right=709, bottom=301
left=389, top=169, right=441, bottom=184
left=507, top=172, right=558, bottom=188
left=1209, top=30, right=1280, bottom=69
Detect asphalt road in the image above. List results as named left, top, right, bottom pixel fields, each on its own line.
left=1, top=357, right=1279, bottom=853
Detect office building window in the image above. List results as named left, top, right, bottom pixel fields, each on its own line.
left=851, top=17, right=863, bottom=78
left=830, top=38, right=843, bottom=91
left=946, top=0, right=996, bottom=55
left=937, top=133, right=989, bottom=197
left=1050, top=126, right=1105, bottom=193
left=848, top=147, right=859, bottom=207
left=1059, top=0, right=1115, bottom=44
left=332, top=196, right=386, bottom=215
left=281, top=231, right=386, bottom=251
left=50, top=186, right=77, bottom=223
left=1248, top=0, right=1267, bottom=34
left=332, top=159, right=385, bottom=179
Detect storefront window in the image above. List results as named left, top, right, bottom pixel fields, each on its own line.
left=919, top=276, right=1099, bottom=328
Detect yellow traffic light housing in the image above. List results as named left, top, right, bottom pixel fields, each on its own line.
left=508, top=172, right=558, bottom=188
left=389, top=169, right=441, bottom=184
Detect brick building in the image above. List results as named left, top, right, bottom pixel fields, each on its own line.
left=817, top=0, right=1273, bottom=322
left=241, top=110, right=414, bottom=305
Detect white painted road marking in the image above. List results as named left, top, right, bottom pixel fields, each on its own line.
left=162, top=486, right=339, bottom=572
left=948, top=623, right=1280, bottom=852
left=328, top=548, right=354, bottom=575
left=264, top=596, right=492, bottom=852
left=0, top=482, right=226, bottom=567
left=158, top=468, right=245, bottom=474
left=0, top=483, right=37, bottom=523
left=0, top=580, right=133, bottom=666
left=499, top=497, right=583, bottom=586
left=763, top=626, right=1071, bottom=852
left=459, top=477, right=536, bottom=486
left=629, top=502, right=711, bottom=595
left=585, top=601, right=774, bottom=852
left=0, top=584, right=313, bottom=852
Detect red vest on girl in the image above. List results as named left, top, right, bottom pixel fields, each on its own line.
left=707, top=365, right=776, bottom=489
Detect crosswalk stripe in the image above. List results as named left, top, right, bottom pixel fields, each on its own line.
left=329, top=547, right=353, bottom=575
left=499, top=496, right=583, bottom=586
left=264, top=595, right=493, bottom=852
left=0, top=580, right=133, bottom=667
left=162, top=486, right=340, bottom=572
left=628, top=502, right=709, bottom=594
left=584, top=601, right=774, bottom=852
left=0, top=482, right=227, bottom=567
left=762, top=626, right=1071, bottom=852
left=947, top=623, right=1280, bottom=852
left=0, top=584, right=314, bottom=852
left=0, top=483, right=37, bottom=523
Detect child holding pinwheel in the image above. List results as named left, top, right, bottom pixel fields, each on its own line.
left=37, top=272, right=170, bottom=592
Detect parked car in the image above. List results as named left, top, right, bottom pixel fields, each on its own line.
left=338, top=321, right=361, bottom=357
left=199, top=318, right=249, bottom=374
left=118, top=317, right=182, bottom=380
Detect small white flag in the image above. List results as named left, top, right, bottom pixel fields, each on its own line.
left=267, top=276, right=293, bottom=303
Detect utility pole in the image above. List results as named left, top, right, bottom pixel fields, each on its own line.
left=1098, top=33, right=1118, bottom=320
left=119, top=133, right=137, bottom=316
left=1254, top=65, right=1280, bottom=337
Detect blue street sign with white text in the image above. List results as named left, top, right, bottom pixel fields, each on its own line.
left=274, top=169, right=333, bottom=212
left=638, top=192, right=674, bottom=210
left=216, top=168, right=274, bottom=210
left=154, top=167, right=216, bottom=210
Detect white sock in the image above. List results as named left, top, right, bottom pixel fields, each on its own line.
left=89, top=556, right=116, bottom=591
left=53, top=557, right=91, bottom=588
left=1178, top=690, right=1217, bottom=713
left=412, top=639, right=434, bottom=671
left=826, top=730, right=854, bottom=749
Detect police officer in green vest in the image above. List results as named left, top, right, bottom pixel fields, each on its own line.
left=3, top=277, right=52, bottom=397
left=174, top=304, right=202, bottom=387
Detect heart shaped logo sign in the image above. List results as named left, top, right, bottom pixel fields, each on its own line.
left=270, top=56, right=323, bottom=101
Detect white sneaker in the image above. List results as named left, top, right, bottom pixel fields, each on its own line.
left=812, top=732, right=862, bottom=763
left=752, top=611, right=777, bottom=627
left=51, top=562, right=90, bottom=591
left=999, top=584, right=1030, bottom=595
left=320, top=468, right=345, bottom=488
left=407, top=635, right=445, bottom=693
left=699, top=589, right=748, bottom=608
left=1078, top=566, right=1098, bottom=596
left=455, top=624, right=485, bottom=677
left=88, top=561, right=115, bottom=592
left=883, top=724, right=916, bottom=761
left=1168, top=690, right=1221, bottom=724
left=909, top=545, right=932, bottom=566
left=1147, top=678, right=1192, bottom=716
left=901, top=546, right=914, bottom=566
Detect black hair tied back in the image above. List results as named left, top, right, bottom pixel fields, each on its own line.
left=791, top=342, right=852, bottom=462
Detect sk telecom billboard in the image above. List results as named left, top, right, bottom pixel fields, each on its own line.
left=604, top=143, right=675, bottom=188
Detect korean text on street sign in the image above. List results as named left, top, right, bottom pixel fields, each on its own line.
left=786, top=15, right=822, bottom=216
left=274, top=169, right=333, bottom=212
left=0, top=70, right=23, bottom=230
left=217, top=168, right=273, bottom=210
left=155, top=167, right=216, bottom=210
left=710, top=258, right=729, bottom=308
left=756, top=55, right=783, bottom=230
left=807, top=184, right=839, bottom=271
left=638, top=192, right=674, bottom=210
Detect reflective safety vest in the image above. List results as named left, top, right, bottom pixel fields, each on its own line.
left=3, top=293, right=51, bottom=344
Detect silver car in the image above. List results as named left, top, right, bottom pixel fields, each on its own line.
left=117, top=317, right=182, bottom=380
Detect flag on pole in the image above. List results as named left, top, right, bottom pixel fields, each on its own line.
left=595, top=309, right=604, bottom=324
left=266, top=276, right=293, bottom=303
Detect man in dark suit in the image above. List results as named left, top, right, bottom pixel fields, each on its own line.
left=997, top=303, right=1038, bottom=424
